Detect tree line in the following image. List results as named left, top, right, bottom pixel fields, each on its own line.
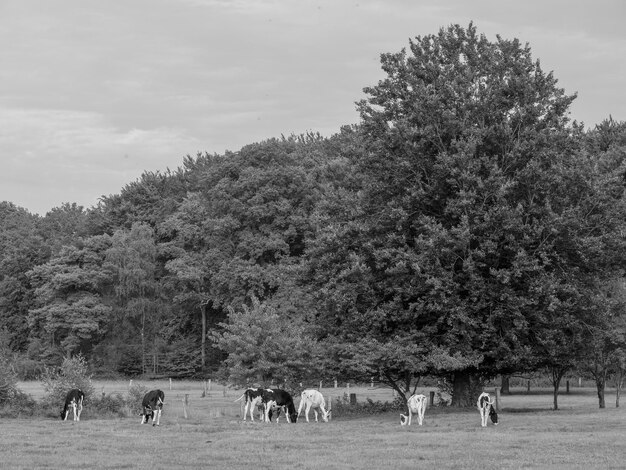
left=2, top=23, right=626, bottom=408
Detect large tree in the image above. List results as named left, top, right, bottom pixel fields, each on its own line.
left=307, top=23, right=587, bottom=405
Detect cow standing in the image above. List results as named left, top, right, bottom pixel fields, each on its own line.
left=60, top=389, right=84, bottom=421
left=297, top=389, right=331, bottom=422
left=141, top=389, right=165, bottom=426
left=400, top=393, right=427, bottom=426
left=477, top=392, right=498, bottom=427
left=234, top=388, right=265, bottom=421
left=262, top=389, right=297, bottom=423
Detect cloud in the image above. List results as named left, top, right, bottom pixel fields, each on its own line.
left=0, top=107, right=200, bottom=214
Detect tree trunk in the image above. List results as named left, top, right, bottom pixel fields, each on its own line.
left=500, top=375, right=511, bottom=395
left=451, top=370, right=473, bottom=407
left=550, top=366, right=566, bottom=411
left=201, top=302, right=207, bottom=370
left=596, top=377, right=606, bottom=409
left=615, top=370, right=624, bottom=408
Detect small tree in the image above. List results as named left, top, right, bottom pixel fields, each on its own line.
left=41, top=354, right=95, bottom=409
left=211, top=297, right=319, bottom=386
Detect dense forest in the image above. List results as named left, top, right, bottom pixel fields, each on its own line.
left=2, top=24, right=626, bottom=408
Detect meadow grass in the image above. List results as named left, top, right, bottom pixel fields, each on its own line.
left=7, top=381, right=626, bottom=469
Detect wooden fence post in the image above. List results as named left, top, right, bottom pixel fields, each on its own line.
left=527, top=380, right=531, bottom=394
left=327, top=395, right=332, bottom=420
left=334, top=379, right=337, bottom=388
left=349, top=393, right=357, bottom=405
left=429, top=391, right=435, bottom=406
left=566, top=380, right=570, bottom=394
left=182, top=394, right=189, bottom=419
left=169, top=378, right=172, bottom=391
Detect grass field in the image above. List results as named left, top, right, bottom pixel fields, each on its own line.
left=5, top=380, right=626, bottom=469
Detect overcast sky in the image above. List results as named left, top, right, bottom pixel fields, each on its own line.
left=1, top=0, right=625, bottom=215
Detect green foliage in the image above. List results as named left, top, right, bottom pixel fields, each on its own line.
left=212, top=297, right=320, bottom=386
left=27, top=236, right=113, bottom=358
left=330, top=393, right=404, bottom=417
left=41, top=354, right=95, bottom=406
left=88, top=392, right=128, bottom=417
left=126, top=383, right=149, bottom=415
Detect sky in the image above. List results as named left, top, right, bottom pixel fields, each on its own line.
left=1, top=0, right=625, bottom=216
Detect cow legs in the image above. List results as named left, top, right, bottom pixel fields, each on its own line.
left=153, top=409, right=161, bottom=426
left=417, top=403, right=424, bottom=426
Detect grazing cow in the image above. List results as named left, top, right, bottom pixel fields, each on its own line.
left=60, top=389, right=84, bottom=421
left=141, top=389, right=165, bottom=426
left=262, top=389, right=297, bottom=423
left=400, top=393, right=427, bottom=426
left=234, top=388, right=266, bottom=421
left=477, top=392, right=498, bottom=427
left=297, top=389, right=331, bottom=422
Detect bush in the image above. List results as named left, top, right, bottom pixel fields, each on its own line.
left=329, top=393, right=405, bottom=417
left=41, top=354, right=95, bottom=408
left=88, top=392, right=128, bottom=417
left=0, top=390, right=40, bottom=418
left=127, top=383, right=149, bottom=415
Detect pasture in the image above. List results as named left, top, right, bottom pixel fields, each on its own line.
left=6, top=380, right=626, bottom=469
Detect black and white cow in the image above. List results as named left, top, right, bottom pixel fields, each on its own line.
left=262, top=389, right=297, bottom=423
left=141, top=389, right=165, bottom=426
left=477, top=392, right=498, bottom=427
left=234, top=388, right=265, bottom=421
left=400, top=393, right=427, bottom=426
left=60, top=388, right=84, bottom=421
left=297, top=389, right=331, bottom=422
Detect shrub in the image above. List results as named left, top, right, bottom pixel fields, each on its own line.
left=88, top=392, right=127, bottom=417
left=41, top=354, right=95, bottom=409
left=329, top=393, right=404, bottom=417
left=127, top=383, right=149, bottom=415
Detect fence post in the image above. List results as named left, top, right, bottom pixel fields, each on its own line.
left=495, top=387, right=501, bottom=411
left=182, top=394, right=189, bottom=419
left=349, top=393, right=357, bottom=405
left=169, top=378, right=172, bottom=391
left=527, top=380, right=531, bottom=394
left=327, top=395, right=332, bottom=420
left=129, top=379, right=133, bottom=389
left=319, top=380, right=323, bottom=390
left=334, top=379, right=337, bottom=389
left=566, top=380, right=570, bottom=394
left=429, top=391, right=435, bottom=406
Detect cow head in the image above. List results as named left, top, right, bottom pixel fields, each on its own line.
left=489, top=405, right=498, bottom=425
left=321, top=409, right=331, bottom=422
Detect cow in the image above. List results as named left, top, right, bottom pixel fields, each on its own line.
left=60, top=389, right=84, bottom=421
left=400, top=393, right=427, bottom=426
left=141, top=389, right=165, bottom=426
left=297, top=389, right=331, bottom=422
left=234, top=388, right=266, bottom=421
left=262, top=389, right=297, bottom=423
left=477, top=392, right=498, bottom=427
